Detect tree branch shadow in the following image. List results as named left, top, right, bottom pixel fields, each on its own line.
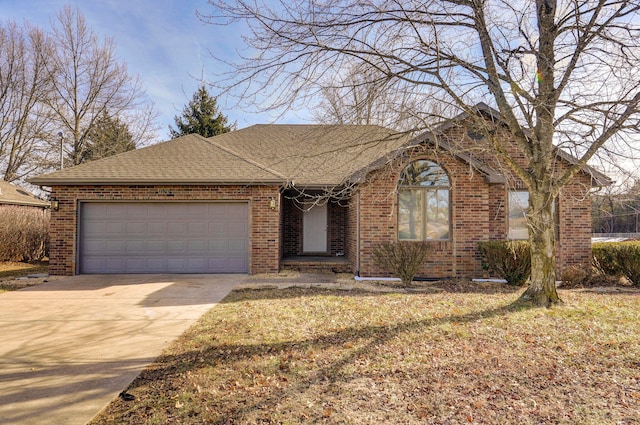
left=111, top=293, right=532, bottom=423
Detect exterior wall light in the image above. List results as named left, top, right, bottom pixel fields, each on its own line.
left=50, top=199, right=59, bottom=211
left=269, top=197, right=277, bottom=210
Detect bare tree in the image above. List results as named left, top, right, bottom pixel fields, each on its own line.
left=0, top=21, right=54, bottom=181
left=44, top=6, right=156, bottom=166
left=312, top=62, right=435, bottom=131
left=204, top=0, right=640, bottom=307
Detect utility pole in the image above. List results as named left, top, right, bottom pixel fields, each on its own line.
left=58, top=132, right=64, bottom=170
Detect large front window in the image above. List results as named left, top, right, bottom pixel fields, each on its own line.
left=508, top=191, right=529, bottom=240
left=398, top=160, right=450, bottom=240
left=508, top=191, right=558, bottom=240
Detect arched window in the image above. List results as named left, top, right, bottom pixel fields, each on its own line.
left=398, top=160, right=451, bottom=240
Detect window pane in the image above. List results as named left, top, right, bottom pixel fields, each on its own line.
left=508, top=191, right=529, bottom=240
left=425, top=189, right=450, bottom=239
left=398, top=189, right=423, bottom=240
left=399, top=160, right=450, bottom=187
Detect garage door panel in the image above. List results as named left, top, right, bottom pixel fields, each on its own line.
left=80, top=202, right=249, bottom=274
left=148, top=222, right=167, bottom=234
left=188, top=222, right=206, bottom=234
left=126, top=240, right=145, bottom=252
left=228, top=239, right=248, bottom=252
left=146, top=259, right=166, bottom=272
left=147, top=241, right=166, bottom=252
left=227, top=203, right=249, bottom=218
left=106, top=222, right=125, bottom=234
left=105, top=204, right=129, bottom=218
left=126, top=222, right=147, bottom=234
left=125, top=258, right=146, bottom=272
left=229, top=222, right=248, bottom=234
left=167, top=240, right=187, bottom=253
left=167, top=222, right=187, bottom=234
left=105, top=240, right=125, bottom=253
left=147, top=206, right=168, bottom=218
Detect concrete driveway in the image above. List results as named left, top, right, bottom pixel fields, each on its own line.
left=0, top=274, right=243, bottom=425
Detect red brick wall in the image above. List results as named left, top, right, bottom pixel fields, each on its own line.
left=357, top=149, right=491, bottom=279
left=556, top=181, right=593, bottom=274
left=48, top=185, right=281, bottom=276
left=282, top=197, right=302, bottom=256
left=354, top=123, right=596, bottom=279
left=345, top=195, right=358, bottom=273
left=328, top=202, right=347, bottom=256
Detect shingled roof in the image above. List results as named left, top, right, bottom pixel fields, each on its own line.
left=29, top=107, right=610, bottom=188
left=30, top=126, right=409, bottom=187
left=0, top=180, right=49, bottom=208
left=29, top=133, right=286, bottom=186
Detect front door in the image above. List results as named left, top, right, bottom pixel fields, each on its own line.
left=303, top=203, right=328, bottom=253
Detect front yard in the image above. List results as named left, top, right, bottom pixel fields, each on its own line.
left=90, top=281, right=640, bottom=424
left=0, top=261, right=49, bottom=293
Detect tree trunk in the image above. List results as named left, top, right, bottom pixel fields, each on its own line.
left=520, top=191, right=562, bottom=307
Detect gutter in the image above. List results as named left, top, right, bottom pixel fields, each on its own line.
left=28, top=178, right=287, bottom=186
left=356, top=192, right=361, bottom=276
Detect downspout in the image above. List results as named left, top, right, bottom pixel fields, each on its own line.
left=356, top=191, right=361, bottom=276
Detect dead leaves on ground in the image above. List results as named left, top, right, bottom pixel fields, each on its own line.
left=91, top=287, right=640, bottom=425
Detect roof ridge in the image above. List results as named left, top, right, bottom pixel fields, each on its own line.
left=200, top=133, right=288, bottom=181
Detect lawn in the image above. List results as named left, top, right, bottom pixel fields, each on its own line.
left=90, top=283, right=640, bottom=424
left=0, top=261, right=49, bottom=292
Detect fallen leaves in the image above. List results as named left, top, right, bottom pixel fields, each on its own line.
left=91, top=285, right=640, bottom=425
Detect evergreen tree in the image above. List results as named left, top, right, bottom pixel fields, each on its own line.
left=169, top=85, right=235, bottom=138
left=82, top=112, right=136, bottom=163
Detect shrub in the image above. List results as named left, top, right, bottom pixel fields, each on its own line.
left=0, top=206, right=49, bottom=262
left=592, top=242, right=620, bottom=277
left=593, top=242, right=640, bottom=286
left=477, top=240, right=531, bottom=286
left=372, top=241, right=431, bottom=287
left=560, top=265, right=594, bottom=288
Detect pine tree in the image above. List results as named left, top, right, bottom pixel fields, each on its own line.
left=169, top=85, right=235, bottom=138
left=81, top=112, right=136, bottom=163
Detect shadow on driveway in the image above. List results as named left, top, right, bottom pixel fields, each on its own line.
left=0, top=274, right=243, bottom=425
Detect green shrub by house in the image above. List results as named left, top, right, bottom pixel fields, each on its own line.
left=593, top=242, right=640, bottom=286
left=477, top=240, right=531, bottom=286
left=0, top=206, right=49, bottom=262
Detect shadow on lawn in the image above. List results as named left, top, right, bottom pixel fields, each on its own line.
left=113, top=296, right=530, bottom=423
left=223, top=280, right=523, bottom=304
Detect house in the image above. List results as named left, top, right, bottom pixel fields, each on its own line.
left=30, top=104, right=609, bottom=278
left=0, top=180, right=49, bottom=209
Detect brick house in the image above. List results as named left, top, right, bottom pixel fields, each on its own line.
left=30, top=103, right=609, bottom=278
left=0, top=180, right=49, bottom=210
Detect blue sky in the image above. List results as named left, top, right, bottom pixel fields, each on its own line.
left=0, top=0, right=308, bottom=139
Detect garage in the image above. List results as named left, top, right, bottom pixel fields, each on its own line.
left=79, top=202, right=249, bottom=274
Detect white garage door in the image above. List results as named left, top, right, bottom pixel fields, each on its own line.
left=79, top=202, right=249, bottom=274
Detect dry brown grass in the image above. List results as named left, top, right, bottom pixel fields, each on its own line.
left=0, top=261, right=49, bottom=292
left=91, top=283, right=640, bottom=425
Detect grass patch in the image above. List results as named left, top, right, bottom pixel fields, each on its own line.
left=0, top=261, right=49, bottom=293
left=91, top=285, right=640, bottom=424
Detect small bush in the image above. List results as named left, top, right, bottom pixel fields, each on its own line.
left=372, top=241, right=431, bottom=287
left=477, top=240, right=531, bottom=286
left=593, top=242, right=640, bottom=286
left=0, top=206, right=49, bottom=262
left=560, top=265, right=594, bottom=288
left=592, top=242, right=620, bottom=277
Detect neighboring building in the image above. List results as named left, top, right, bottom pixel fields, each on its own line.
left=30, top=104, right=609, bottom=277
left=0, top=180, right=49, bottom=209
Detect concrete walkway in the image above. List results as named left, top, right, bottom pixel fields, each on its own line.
left=0, top=274, right=243, bottom=425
